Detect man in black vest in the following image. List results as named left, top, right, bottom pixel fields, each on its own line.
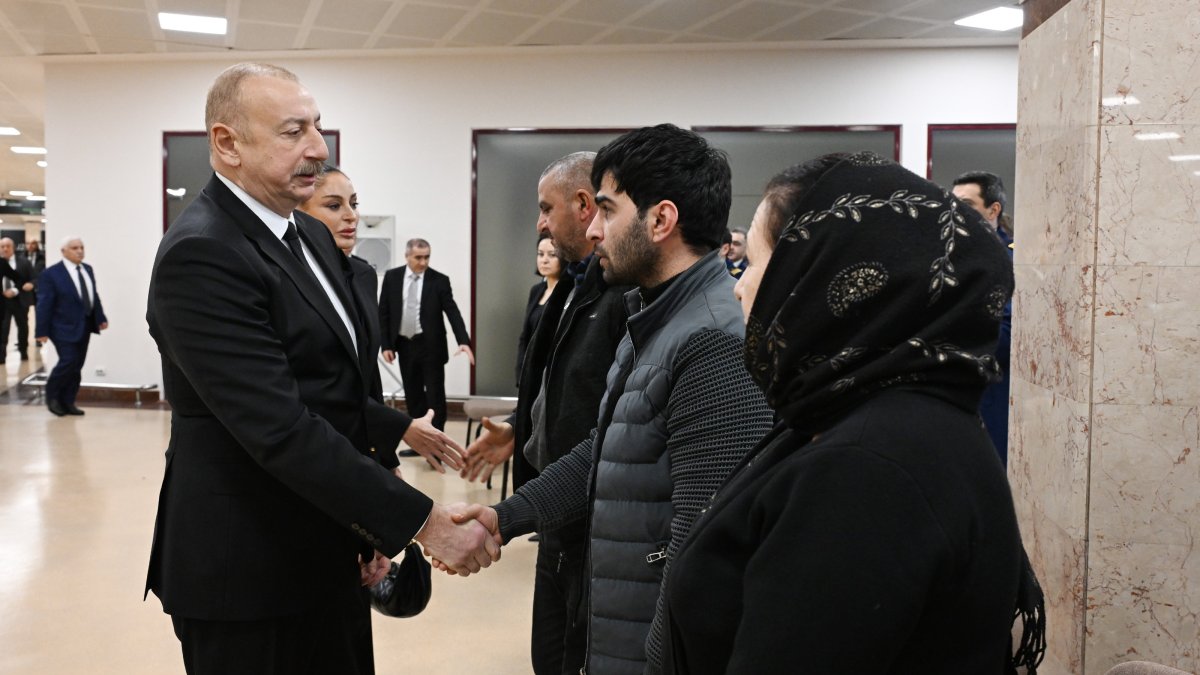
left=462, top=151, right=630, bottom=674
left=451, top=125, right=774, bottom=675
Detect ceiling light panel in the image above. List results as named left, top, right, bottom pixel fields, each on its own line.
left=158, top=12, right=228, bottom=35
left=954, top=7, right=1024, bottom=31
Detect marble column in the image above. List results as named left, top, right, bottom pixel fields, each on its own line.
left=1012, top=1, right=1200, bottom=673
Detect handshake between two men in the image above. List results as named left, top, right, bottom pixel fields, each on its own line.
left=388, top=409, right=506, bottom=577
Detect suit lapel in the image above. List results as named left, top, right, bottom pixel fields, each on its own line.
left=205, top=176, right=359, bottom=367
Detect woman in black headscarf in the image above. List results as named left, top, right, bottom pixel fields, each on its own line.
left=662, top=153, right=1043, bottom=674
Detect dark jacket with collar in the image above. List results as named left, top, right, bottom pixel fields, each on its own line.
left=378, top=265, right=471, bottom=363
left=348, top=253, right=399, bottom=470
left=145, top=174, right=428, bottom=621
left=512, top=257, right=629, bottom=489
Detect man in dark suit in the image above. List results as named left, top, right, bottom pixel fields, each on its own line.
left=1, top=237, right=36, bottom=364
left=379, top=239, right=473, bottom=434
left=34, top=237, right=108, bottom=415
left=144, top=63, right=498, bottom=675
left=23, top=238, right=45, bottom=271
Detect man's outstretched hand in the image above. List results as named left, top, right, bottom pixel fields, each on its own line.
left=430, top=503, right=503, bottom=575
left=461, top=417, right=515, bottom=483
left=414, top=503, right=500, bottom=576
left=403, top=410, right=465, bottom=473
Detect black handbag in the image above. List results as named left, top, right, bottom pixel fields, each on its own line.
left=368, top=543, right=432, bottom=618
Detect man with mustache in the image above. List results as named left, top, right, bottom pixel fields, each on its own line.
left=145, top=62, right=498, bottom=674
left=454, top=125, right=774, bottom=675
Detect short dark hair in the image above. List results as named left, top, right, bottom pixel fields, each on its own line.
left=952, top=171, right=1007, bottom=216
left=760, top=153, right=850, bottom=246
left=591, top=124, right=731, bottom=254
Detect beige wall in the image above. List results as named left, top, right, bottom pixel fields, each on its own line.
left=1011, top=1, right=1200, bottom=672
left=43, top=45, right=1017, bottom=390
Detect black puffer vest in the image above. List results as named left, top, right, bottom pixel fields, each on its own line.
left=586, top=252, right=745, bottom=675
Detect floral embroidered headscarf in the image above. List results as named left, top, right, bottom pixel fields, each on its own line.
left=745, top=152, right=1014, bottom=435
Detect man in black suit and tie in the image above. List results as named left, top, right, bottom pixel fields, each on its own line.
left=145, top=63, right=499, bottom=675
left=0, top=237, right=36, bottom=364
left=23, top=238, right=45, bottom=272
left=380, top=240, right=474, bottom=435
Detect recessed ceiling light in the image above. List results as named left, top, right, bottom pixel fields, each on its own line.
left=10, top=146, right=46, bottom=154
left=1102, top=95, right=1141, bottom=107
left=955, top=7, right=1024, bottom=31
left=27, top=195, right=46, bottom=201
left=36, top=160, right=46, bottom=168
left=0, top=127, right=18, bottom=136
left=158, top=12, right=227, bottom=35
left=1168, top=154, right=1200, bottom=162
left=1134, top=131, right=1180, bottom=141
left=9, top=190, right=33, bottom=197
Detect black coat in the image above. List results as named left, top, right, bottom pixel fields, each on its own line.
left=663, top=389, right=1022, bottom=675
left=145, top=175, right=431, bottom=621
left=2, top=255, right=35, bottom=307
left=378, top=265, right=470, bottom=363
left=515, top=279, right=547, bottom=386
left=509, top=257, right=628, bottom=496
left=348, top=253, right=398, bottom=470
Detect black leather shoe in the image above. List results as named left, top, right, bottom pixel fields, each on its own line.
left=65, top=404, right=85, bottom=416
left=47, top=400, right=67, bottom=416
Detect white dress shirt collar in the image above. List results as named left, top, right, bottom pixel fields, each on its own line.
left=216, top=172, right=293, bottom=239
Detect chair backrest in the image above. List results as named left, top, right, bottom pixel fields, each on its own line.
left=1105, top=661, right=1195, bottom=675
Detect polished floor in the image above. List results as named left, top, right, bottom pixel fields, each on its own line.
left=0, top=344, right=538, bottom=674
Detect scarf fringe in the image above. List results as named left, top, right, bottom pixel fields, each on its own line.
left=1009, top=548, right=1047, bottom=674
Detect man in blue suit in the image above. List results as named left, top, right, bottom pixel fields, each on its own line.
left=35, top=236, right=108, bottom=416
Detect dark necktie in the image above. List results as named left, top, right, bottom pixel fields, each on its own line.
left=283, top=222, right=307, bottom=264
left=283, top=222, right=324, bottom=288
left=75, top=265, right=92, bottom=315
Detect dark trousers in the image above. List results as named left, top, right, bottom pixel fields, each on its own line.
left=170, top=586, right=374, bottom=675
left=0, top=298, right=28, bottom=358
left=532, top=540, right=588, bottom=675
left=396, top=333, right=447, bottom=430
left=46, top=333, right=89, bottom=405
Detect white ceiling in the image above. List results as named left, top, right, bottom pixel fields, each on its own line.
left=0, top=0, right=1018, bottom=209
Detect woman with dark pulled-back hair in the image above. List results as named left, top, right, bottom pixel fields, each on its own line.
left=662, top=152, right=1045, bottom=675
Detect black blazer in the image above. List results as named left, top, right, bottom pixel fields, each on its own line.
left=145, top=174, right=431, bottom=621
left=2, top=255, right=35, bottom=307
left=378, top=266, right=471, bottom=364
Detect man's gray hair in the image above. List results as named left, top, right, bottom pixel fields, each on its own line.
left=406, top=238, right=431, bottom=252
left=205, top=63, right=299, bottom=134
left=540, top=151, right=596, bottom=197
left=60, top=235, right=82, bottom=250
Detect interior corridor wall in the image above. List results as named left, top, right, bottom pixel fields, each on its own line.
left=42, top=45, right=1017, bottom=393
